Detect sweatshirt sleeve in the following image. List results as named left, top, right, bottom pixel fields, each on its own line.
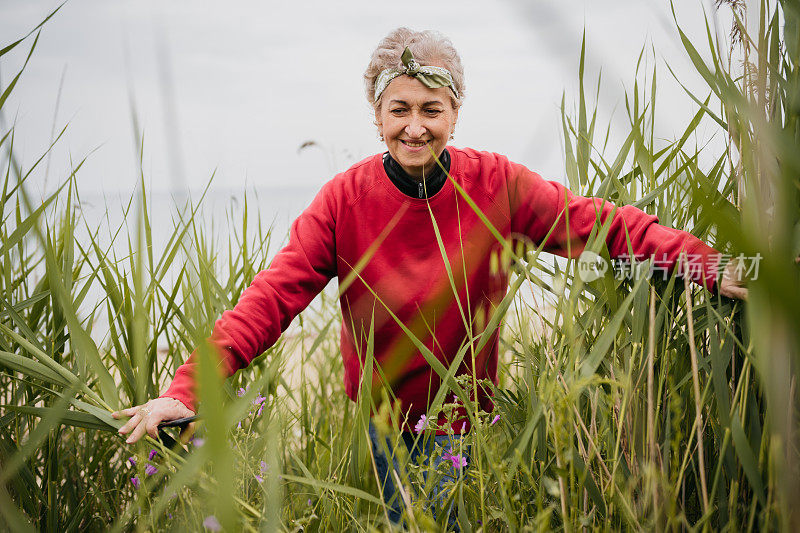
left=159, top=181, right=338, bottom=412
left=506, top=160, right=722, bottom=291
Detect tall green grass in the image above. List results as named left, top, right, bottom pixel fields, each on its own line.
left=1, top=0, right=799, bottom=531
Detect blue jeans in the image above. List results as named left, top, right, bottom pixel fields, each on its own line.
left=368, top=420, right=469, bottom=530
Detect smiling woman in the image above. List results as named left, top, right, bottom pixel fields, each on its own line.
left=367, top=29, right=463, bottom=179
left=375, top=76, right=458, bottom=179
left=113, top=26, right=748, bottom=530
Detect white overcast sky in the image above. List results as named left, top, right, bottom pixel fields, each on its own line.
left=1, top=0, right=734, bottom=199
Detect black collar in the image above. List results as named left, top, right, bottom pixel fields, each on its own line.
left=383, top=149, right=451, bottom=199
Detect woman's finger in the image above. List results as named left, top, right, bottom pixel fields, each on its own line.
left=118, top=413, right=141, bottom=435
left=145, top=415, right=165, bottom=440
left=721, top=284, right=748, bottom=300
left=112, top=405, right=142, bottom=419
left=730, top=286, right=748, bottom=300
left=126, top=417, right=149, bottom=444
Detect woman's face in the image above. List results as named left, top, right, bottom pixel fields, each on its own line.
left=375, top=75, right=459, bottom=179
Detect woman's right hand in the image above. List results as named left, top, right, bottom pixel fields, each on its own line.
left=113, top=397, right=195, bottom=444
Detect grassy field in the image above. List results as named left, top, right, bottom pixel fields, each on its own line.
left=1, top=1, right=799, bottom=531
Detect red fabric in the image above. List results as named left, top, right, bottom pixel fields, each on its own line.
left=161, top=147, right=721, bottom=427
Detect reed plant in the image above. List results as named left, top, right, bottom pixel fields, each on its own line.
left=1, top=0, right=798, bottom=531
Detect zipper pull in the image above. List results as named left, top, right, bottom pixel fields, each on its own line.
left=418, top=181, right=424, bottom=198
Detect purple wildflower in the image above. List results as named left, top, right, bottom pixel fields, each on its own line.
left=414, top=414, right=428, bottom=434
left=203, top=515, right=222, bottom=531
left=237, top=421, right=242, bottom=430
left=148, top=448, right=158, bottom=460
left=237, top=387, right=246, bottom=398
left=442, top=451, right=468, bottom=470
left=253, top=394, right=267, bottom=406
left=256, top=404, right=264, bottom=417
left=130, top=476, right=140, bottom=489
left=460, top=422, right=467, bottom=434
left=254, top=474, right=264, bottom=483
left=491, top=414, right=501, bottom=426
left=145, top=464, right=158, bottom=476
left=192, top=437, right=205, bottom=447
left=307, top=498, right=312, bottom=506
left=260, top=461, right=268, bottom=472
left=127, top=456, right=137, bottom=467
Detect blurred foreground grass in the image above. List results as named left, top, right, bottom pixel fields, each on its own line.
left=1, top=1, right=799, bottom=531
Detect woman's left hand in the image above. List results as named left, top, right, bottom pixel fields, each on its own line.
left=113, top=397, right=195, bottom=444
left=719, top=259, right=748, bottom=300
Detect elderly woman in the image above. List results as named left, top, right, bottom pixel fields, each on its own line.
left=114, top=27, right=745, bottom=527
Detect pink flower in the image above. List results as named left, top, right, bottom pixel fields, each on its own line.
left=254, top=474, right=264, bottom=483
left=130, top=476, right=140, bottom=489
left=460, top=422, right=467, bottom=434
left=192, top=437, right=205, bottom=447
left=491, top=414, right=501, bottom=426
left=148, top=449, right=158, bottom=460
left=237, top=387, right=246, bottom=397
left=414, top=414, right=428, bottom=434
left=260, top=461, right=268, bottom=472
left=442, top=451, right=467, bottom=470
left=127, top=456, right=137, bottom=467
left=145, top=464, right=158, bottom=476
left=203, top=515, right=222, bottom=531
left=256, top=405, right=264, bottom=417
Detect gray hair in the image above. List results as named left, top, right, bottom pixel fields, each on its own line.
left=364, top=27, right=465, bottom=110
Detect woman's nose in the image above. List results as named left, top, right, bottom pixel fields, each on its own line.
left=404, top=118, right=426, bottom=138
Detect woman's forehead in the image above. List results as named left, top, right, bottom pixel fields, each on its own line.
left=381, top=76, right=452, bottom=105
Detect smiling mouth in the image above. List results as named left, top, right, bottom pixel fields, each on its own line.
left=401, top=140, right=429, bottom=148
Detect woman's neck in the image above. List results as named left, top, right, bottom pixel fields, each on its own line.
left=383, top=149, right=450, bottom=199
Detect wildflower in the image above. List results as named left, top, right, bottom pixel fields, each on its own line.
left=260, top=461, right=268, bottom=472
left=148, top=448, right=158, bottom=460
left=491, top=414, right=501, bottom=426
left=145, top=464, right=158, bottom=476
left=307, top=498, right=312, bottom=506
left=442, top=451, right=468, bottom=470
left=237, top=387, right=246, bottom=397
left=203, top=515, right=222, bottom=531
left=130, top=476, right=140, bottom=489
left=256, top=405, right=264, bottom=417
left=255, top=474, right=264, bottom=483
left=253, top=394, right=267, bottom=406
left=414, top=414, right=428, bottom=434
left=237, top=421, right=242, bottom=430
left=192, top=437, right=205, bottom=447
left=127, top=456, right=137, bottom=467
left=460, top=422, right=467, bottom=434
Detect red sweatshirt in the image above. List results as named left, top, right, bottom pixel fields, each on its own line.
left=161, top=147, right=721, bottom=427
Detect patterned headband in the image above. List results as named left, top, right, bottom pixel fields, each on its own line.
left=373, top=47, right=460, bottom=102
